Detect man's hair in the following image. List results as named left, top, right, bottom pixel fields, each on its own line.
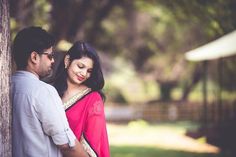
left=12, top=26, right=55, bottom=70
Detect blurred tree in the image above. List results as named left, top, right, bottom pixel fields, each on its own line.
left=50, top=0, right=125, bottom=44
left=9, top=0, right=236, bottom=102
left=0, top=0, right=12, bottom=156
left=10, top=0, right=35, bottom=28
left=156, top=0, right=236, bottom=100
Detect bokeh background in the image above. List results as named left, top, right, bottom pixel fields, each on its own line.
left=9, top=0, right=236, bottom=157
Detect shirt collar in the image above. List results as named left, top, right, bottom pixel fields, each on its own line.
left=14, top=70, right=39, bottom=80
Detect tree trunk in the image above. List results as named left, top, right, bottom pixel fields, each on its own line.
left=159, top=81, right=177, bottom=102
left=0, top=0, right=12, bottom=156
left=181, top=65, right=202, bottom=101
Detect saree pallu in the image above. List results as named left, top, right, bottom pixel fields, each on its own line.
left=64, top=89, right=110, bottom=157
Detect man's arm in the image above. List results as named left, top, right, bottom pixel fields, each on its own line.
left=58, top=139, right=88, bottom=157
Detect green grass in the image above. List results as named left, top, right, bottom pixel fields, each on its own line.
left=111, top=145, right=221, bottom=157
left=108, top=120, right=226, bottom=157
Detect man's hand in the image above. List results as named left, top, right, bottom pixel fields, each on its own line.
left=58, top=139, right=88, bottom=157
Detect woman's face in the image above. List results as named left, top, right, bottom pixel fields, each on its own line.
left=66, top=56, right=94, bottom=85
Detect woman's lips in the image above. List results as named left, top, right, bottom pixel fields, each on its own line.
left=77, top=75, right=85, bottom=81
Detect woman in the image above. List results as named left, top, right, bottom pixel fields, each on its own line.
left=54, top=41, right=110, bottom=157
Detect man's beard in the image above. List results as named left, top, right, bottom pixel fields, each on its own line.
left=39, top=67, right=54, bottom=82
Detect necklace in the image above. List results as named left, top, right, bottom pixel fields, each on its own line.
left=63, top=88, right=91, bottom=110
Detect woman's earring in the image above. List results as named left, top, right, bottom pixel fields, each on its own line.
left=64, top=55, right=70, bottom=69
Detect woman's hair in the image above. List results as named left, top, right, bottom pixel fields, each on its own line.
left=54, top=41, right=105, bottom=99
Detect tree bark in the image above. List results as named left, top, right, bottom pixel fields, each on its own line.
left=159, top=81, right=177, bottom=102
left=0, top=0, right=12, bottom=156
left=181, top=65, right=202, bottom=101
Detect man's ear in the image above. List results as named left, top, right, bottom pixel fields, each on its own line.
left=64, top=55, right=70, bottom=68
left=30, top=51, right=39, bottom=64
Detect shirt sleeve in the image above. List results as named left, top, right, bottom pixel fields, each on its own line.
left=34, top=85, right=76, bottom=147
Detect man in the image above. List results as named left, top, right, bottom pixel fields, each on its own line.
left=11, top=26, right=88, bottom=157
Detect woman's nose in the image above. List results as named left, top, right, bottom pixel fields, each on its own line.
left=80, top=69, right=87, bottom=77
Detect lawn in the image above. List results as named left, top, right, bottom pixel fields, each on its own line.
left=110, top=146, right=220, bottom=157
left=107, top=120, right=226, bottom=157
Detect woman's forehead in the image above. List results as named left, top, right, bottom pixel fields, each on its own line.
left=72, top=57, right=93, bottom=67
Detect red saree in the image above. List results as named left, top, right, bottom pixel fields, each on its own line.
left=64, top=90, right=110, bottom=157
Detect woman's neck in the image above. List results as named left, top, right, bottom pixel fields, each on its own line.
left=62, top=81, right=88, bottom=102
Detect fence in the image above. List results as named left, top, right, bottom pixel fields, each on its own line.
left=105, top=101, right=236, bottom=123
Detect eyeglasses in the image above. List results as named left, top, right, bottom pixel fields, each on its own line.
left=39, top=52, right=55, bottom=60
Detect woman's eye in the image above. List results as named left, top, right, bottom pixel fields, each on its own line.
left=77, top=64, right=83, bottom=68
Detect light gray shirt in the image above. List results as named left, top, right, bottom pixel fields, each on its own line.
left=11, top=71, right=76, bottom=157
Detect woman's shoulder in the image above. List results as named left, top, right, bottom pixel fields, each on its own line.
left=86, top=91, right=105, bottom=115
left=86, top=91, right=102, bottom=99
left=86, top=91, right=104, bottom=107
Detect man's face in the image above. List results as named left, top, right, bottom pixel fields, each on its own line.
left=37, top=47, right=55, bottom=78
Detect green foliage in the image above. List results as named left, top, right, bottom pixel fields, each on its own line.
left=185, top=81, right=236, bottom=102
left=104, top=57, right=159, bottom=104
left=128, top=120, right=149, bottom=128
left=33, top=0, right=51, bottom=28
left=104, top=85, right=127, bottom=104
left=219, top=58, right=236, bottom=91
left=10, top=0, right=236, bottom=103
